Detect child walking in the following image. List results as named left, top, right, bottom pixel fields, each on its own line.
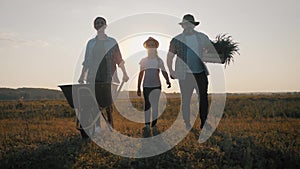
left=137, top=37, right=171, bottom=131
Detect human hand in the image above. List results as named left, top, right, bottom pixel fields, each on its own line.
left=78, top=76, right=85, bottom=84
left=137, top=88, right=141, bottom=97
left=167, top=81, right=171, bottom=88
left=123, top=74, right=129, bottom=82
left=170, top=71, right=177, bottom=79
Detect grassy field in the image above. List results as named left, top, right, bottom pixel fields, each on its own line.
left=0, top=93, right=299, bottom=169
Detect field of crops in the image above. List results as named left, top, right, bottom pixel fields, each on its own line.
left=0, top=93, right=299, bottom=168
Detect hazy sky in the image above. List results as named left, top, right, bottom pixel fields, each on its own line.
left=0, top=0, right=299, bottom=93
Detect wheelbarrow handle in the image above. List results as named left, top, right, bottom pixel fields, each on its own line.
left=116, top=81, right=125, bottom=97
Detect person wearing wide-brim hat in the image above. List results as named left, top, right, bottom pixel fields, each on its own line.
left=167, top=14, right=219, bottom=130
left=178, top=14, right=200, bottom=26
left=137, top=37, right=171, bottom=132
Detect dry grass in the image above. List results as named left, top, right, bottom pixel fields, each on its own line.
left=0, top=94, right=299, bottom=168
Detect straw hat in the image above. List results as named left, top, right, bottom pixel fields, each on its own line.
left=143, top=37, right=159, bottom=48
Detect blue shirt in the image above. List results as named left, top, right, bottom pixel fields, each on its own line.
left=82, top=35, right=124, bottom=84
left=185, top=34, right=204, bottom=73
left=168, top=30, right=220, bottom=79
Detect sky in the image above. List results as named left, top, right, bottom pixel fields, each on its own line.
left=0, top=0, right=299, bottom=93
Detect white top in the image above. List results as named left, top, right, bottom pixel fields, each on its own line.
left=139, top=56, right=166, bottom=87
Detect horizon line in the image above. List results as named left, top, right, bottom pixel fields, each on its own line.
left=1, top=86, right=300, bottom=94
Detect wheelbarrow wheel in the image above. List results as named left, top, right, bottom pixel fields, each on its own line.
left=79, top=125, right=95, bottom=139
left=79, top=128, right=89, bottom=139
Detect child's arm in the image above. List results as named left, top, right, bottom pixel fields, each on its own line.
left=167, top=52, right=176, bottom=79
left=162, top=70, right=171, bottom=88
left=137, top=69, right=144, bottom=96
left=159, top=59, right=171, bottom=88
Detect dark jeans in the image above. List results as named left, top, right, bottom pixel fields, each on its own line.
left=95, top=105, right=113, bottom=128
left=143, top=86, right=161, bottom=127
left=179, top=72, right=208, bottom=128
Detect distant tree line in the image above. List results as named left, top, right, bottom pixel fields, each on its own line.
left=0, top=88, right=65, bottom=100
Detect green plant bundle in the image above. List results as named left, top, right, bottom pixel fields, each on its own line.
left=211, top=34, right=240, bottom=67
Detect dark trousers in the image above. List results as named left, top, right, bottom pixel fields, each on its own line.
left=143, top=86, right=161, bottom=127
left=179, top=72, right=208, bottom=128
left=95, top=105, right=113, bottom=128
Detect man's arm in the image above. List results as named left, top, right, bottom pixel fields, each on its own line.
left=113, top=42, right=129, bottom=82
left=201, top=35, right=222, bottom=63
left=78, top=41, right=90, bottom=83
left=118, top=62, right=129, bottom=82
left=78, top=66, right=88, bottom=83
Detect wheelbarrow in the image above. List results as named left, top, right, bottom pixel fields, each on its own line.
left=58, top=82, right=124, bottom=139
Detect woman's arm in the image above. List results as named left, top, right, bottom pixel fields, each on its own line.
left=137, top=69, right=144, bottom=96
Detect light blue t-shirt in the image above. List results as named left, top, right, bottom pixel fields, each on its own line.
left=185, top=34, right=204, bottom=73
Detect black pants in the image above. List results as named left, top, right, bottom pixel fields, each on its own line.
left=143, top=86, right=161, bottom=127
left=179, top=72, right=208, bottom=128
